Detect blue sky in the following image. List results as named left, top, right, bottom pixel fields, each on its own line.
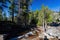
left=30, top=0, right=60, bottom=12
left=0, top=0, right=60, bottom=17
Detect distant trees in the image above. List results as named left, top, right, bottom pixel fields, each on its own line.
left=0, top=9, right=3, bottom=21
left=56, top=10, right=60, bottom=22
left=3, top=12, right=7, bottom=21
left=28, top=11, right=33, bottom=25
left=28, top=10, right=38, bottom=27
left=59, top=10, right=60, bottom=22
left=28, top=5, right=53, bottom=27
left=0, top=9, right=8, bottom=21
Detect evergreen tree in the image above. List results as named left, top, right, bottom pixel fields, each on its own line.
left=0, top=0, right=11, bottom=11
left=9, top=0, right=18, bottom=22
left=17, top=0, right=31, bottom=26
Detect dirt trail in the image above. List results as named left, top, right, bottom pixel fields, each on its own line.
left=17, top=26, right=60, bottom=40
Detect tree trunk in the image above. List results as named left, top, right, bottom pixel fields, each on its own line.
left=12, top=1, right=15, bottom=22
left=43, top=16, right=45, bottom=32
left=17, top=0, right=22, bottom=24
left=12, top=9, right=14, bottom=22
left=45, top=20, right=47, bottom=32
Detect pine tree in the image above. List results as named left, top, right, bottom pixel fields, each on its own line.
left=9, top=0, right=18, bottom=22
left=17, top=0, right=31, bottom=26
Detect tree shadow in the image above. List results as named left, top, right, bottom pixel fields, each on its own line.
left=0, top=21, right=37, bottom=40
left=29, top=18, right=37, bottom=30
left=48, top=22, right=60, bottom=27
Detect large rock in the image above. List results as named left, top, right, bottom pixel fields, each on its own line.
left=46, top=27, right=60, bottom=38
left=0, top=35, right=4, bottom=40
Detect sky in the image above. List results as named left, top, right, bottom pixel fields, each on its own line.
left=0, top=0, right=60, bottom=17
left=30, top=0, right=60, bottom=12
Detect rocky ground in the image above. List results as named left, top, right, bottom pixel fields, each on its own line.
left=0, top=35, right=4, bottom=40
left=17, top=26, right=60, bottom=40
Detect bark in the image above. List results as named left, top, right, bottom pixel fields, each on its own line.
left=12, top=8, right=14, bottom=22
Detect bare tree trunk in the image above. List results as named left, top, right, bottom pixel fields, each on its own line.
left=43, top=11, right=47, bottom=32
left=17, top=0, right=23, bottom=24
left=43, top=15, right=45, bottom=32
left=43, top=16, right=45, bottom=32
left=45, top=20, right=47, bottom=32
left=17, top=0, right=20, bottom=24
